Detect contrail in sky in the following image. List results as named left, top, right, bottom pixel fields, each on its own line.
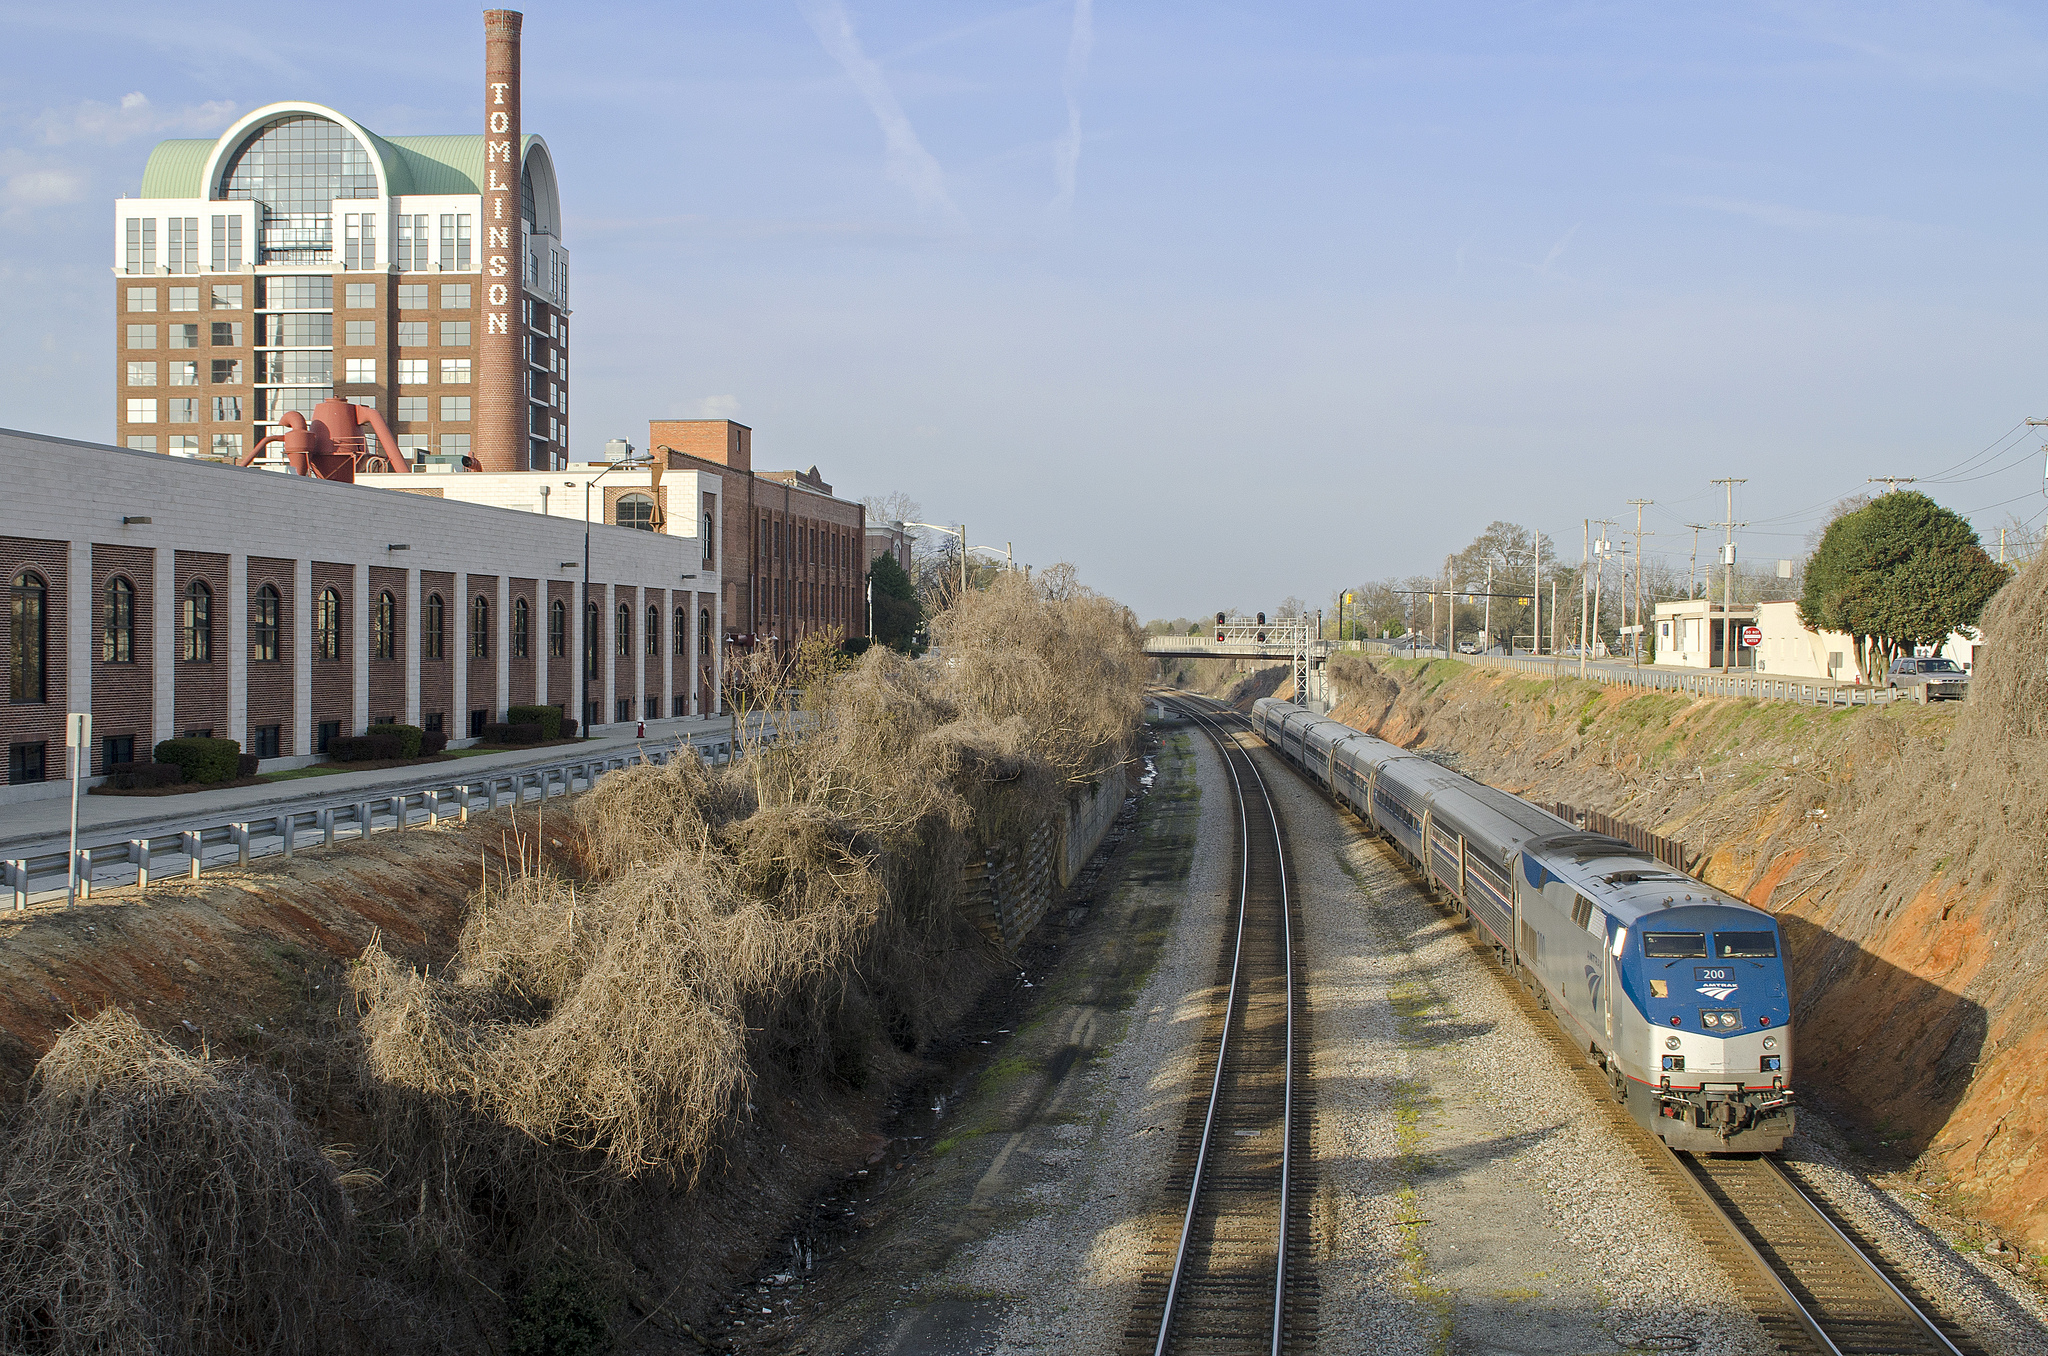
left=800, top=0, right=961, bottom=222
left=1052, top=0, right=1094, bottom=217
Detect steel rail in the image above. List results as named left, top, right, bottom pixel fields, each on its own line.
left=1149, top=694, right=1298, bottom=1356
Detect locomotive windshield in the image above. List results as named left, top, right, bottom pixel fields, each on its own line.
left=1714, top=930, right=1778, bottom=958
left=1642, top=931, right=1707, bottom=958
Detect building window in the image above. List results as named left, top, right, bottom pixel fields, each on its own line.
left=168, top=361, right=198, bottom=387
left=675, top=606, right=687, bottom=655
left=10, top=570, right=47, bottom=703
left=396, top=358, right=427, bottom=385
left=615, top=494, right=656, bottom=531
left=127, top=361, right=157, bottom=387
left=616, top=602, right=631, bottom=658
left=210, top=360, right=243, bottom=386
left=343, top=320, right=375, bottom=346
left=316, top=587, right=342, bottom=659
left=469, top=595, right=489, bottom=658
left=396, top=396, right=428, bottom=423
left=127, top=287, right=157, bottom=313
left=647, top=604, right=660, bottom=657
left=252, top=724, right=280, bottom=759
left=169, top=286, right=199, bottom=311
left=166, top=217, right=199, bottom=273
left=345, top=282, right=375, bottom=308
left=397, top=321, right=427, bottom=347
left=345, top=358, right=377, bottom=384
left=616, top=698, right=632, bottom=723
left=102, top=577, right=134, bottom=664
left=584, top=601, right=599, bottom=678
left=396, top=214, right=430, bottom=272
left=126, top=436, right=157, bottom=453
left=210, top=320, right=243, bottom=347
left=170, top=434, right=200, bottom=457
left=7, top=742, right=46, bottom=785
left=127, top=324, right=156, bottom=350
left=441, top=282, right=472, bottom=308
left=440, top=358, right=472, bottom=383
left=182, top=579, right=212, bottom=662
left=212, top=397, right=242, bottom=423
left=440, top=396, right=471, bottom=421
left=317, top=720, right=341, bottom=754
left=251, top=583, right=279, bottom=662
left=439, top=214, right=473, bottom=270
left=212, top=432, right=244, bottom=459
left=208, top=215, right=244, bottom=272
left=549, top=598, right=566, bottom=657
left=440, top=320, right=471, bottom=347
left=424, top=712, right=442, bottom=733
left=342, top=212, right=377, bottom=270
left=512, top=597, right=530, bottom=658
left=424, top=593, right=444, bottom=660
left=398, top=284, right=428, bottom=309
left=211, top=283, right=243, bottom=310
left=169, top=324, right=198, bottom=349
left=375, top=591, right=396, bottom=660
left=123, top=217, right=156, bottom=274
left=102, top=734, right=135, bottom=769
left=440, top=434, right=471, bottom=460
left=167, top=399, right=198, bottom=424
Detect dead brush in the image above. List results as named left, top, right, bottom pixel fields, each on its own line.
left=0, top=1008, right=350, bottom=1356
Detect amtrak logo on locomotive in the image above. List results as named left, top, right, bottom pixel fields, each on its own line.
left=1698, top=983, right=1739, bottom=1000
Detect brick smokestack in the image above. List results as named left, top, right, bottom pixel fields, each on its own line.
left=479, top=9, right=525, bottom=472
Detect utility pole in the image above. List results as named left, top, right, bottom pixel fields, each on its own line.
left=1590, top=518, right=1618, bottom=665
left=1710, top=478, right=1748, bottom=674
left=1627, top=499, right=1652, bottom=665
left=1483, top=560, right=1493, bottom=655
left=1867, top=477, right=1918, bottom=495
left=1530, top=527, right=1541, bottom=656
left=1579, top=519, right=1590, bottom=679
left=1685, top=524, right=1706, bottom=600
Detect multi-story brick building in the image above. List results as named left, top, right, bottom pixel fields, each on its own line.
left=3, top=426, right=721, bottom=801
left=110, top=10, right=566, bottom=474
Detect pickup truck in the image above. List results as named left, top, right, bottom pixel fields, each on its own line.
left=1885, top=656, right=1970, bottom=701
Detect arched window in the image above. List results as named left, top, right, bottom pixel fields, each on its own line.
left=513, top=597, right=530, bottom=658
left=615, top=493, right=656, bottom=531
left=316, top=586, right=342, bottom=660
left=616, top=602, right=631, bottom=658
left=703, top=509, right=715, bottom=566
left=469, top=595, right=490, bottom=658
left=102, top=577, right=135, bottom=664
left=182, top=580, right=212, bottom=662
left=251, top=583, right=280, bottom=662
left=674, top=607, right=687, bottom=656
left=219, top=114, right=378, bottom=265
left=374, top=591, right=396, bottom=660
left=549, top=598, right=566, bottom=658
left=9, top=570, right=47, bottom=703
left=424, top=593, right=444, bottom=660
left=647, top=604, right=659, bottom=657
left=584, top=600, right=599, bottom=678
left=700, top=609, right=711, bottom=657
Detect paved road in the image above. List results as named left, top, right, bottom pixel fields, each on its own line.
left=0, top=714, right=754, bottom=860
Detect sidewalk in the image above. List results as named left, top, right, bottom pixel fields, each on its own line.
left=0, top=714, right=746, bottom=857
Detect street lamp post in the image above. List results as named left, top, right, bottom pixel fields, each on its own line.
left=581, top=439, right=653, bottom=737
left=903, top=521, right=969, bottom=599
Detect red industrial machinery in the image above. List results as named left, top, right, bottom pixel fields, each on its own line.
left=237, top=397, right=469, bottom=481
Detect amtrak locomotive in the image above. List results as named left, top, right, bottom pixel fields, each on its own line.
left=1251, top=698, right=1794, bottom=1153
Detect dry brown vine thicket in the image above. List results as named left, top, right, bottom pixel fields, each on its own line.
left=0, top=572, right=1145, bottom=1355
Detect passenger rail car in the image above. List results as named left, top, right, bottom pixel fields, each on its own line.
left=1252, top=698, right=1794, bottom=1153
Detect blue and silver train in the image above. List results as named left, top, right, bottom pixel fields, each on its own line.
left=1251, top=697, right=1794, bottom=1153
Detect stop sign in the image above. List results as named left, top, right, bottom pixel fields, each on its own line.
left=1740, top=625, right=1762, bottom=647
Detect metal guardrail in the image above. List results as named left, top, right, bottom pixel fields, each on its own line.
left=1, top=730, right=758, bottom=912
left=1354, top=643, right=1909, bottom=708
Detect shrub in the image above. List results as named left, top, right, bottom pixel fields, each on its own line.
left=330, top=733, right=405, bottom=763
left=506, top=705, right=563, bottom=740
left=482, top=723, right=544, bottom=746
left=379, top=724, right=425, bottom=759
left=421, top=730, right=449, bottom=755
left=152, top=737, right=240, bottom=786
left=236, top=753, right=260, bottom=777
left=106, top=761, right=184, bottom=790
left=560, top=718, right=577, bottom=739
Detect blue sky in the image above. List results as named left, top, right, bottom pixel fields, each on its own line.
left=4, top=2, right=2047, bottom=617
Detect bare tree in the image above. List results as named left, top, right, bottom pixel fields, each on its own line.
left=860, top=491, right=923, bottom=528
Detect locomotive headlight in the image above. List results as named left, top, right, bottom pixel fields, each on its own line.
left=1762, top=1036, right=1778, bottom=1051
left=1665, top=1035, right=1681, bottom=1051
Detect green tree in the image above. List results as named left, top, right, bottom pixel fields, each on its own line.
left=1798, top=491, right=2007, bottom=677
left=868, top=552, right=922, bottom=652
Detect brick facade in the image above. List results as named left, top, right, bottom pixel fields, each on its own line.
left=368, top=565, right=407, bottom=722
left=310, top=561, right=352, bottom=750
left=4, top=537, right=68, bottom=783
left=89, top=543, right=152, bottom=773
left=245, top=555, right=294, bottom=760
left=173, top=550, right=228, bottom=739
left=465, top=573, right=499, bottom=734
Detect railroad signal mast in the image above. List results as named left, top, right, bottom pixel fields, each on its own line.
left=1213, top=610, right=1314, bottom=705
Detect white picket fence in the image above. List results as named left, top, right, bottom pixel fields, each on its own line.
left=2, top=731, right=754, bottom=911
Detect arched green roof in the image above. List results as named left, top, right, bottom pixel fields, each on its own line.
left=135, top=120, right=545, bottom=200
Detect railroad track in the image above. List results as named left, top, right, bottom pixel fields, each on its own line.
left=1230, top=700, right=1984, bottom=1356
left=1124, top=695, right=1314, bottom=1355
